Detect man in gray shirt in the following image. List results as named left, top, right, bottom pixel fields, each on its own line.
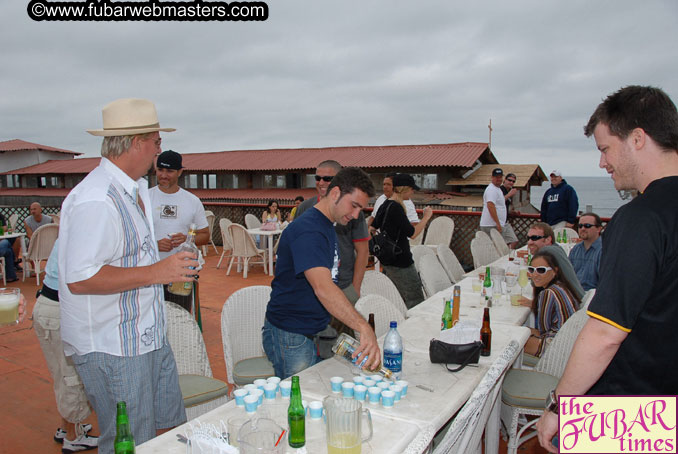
left=24, top=202, right=53, bottom=240
left=295, top=160, right=370, bottom=306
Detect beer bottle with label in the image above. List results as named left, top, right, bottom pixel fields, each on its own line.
left=562, top=229, right=568, bottom=243
left=556, top=231, right=563, bottom=243
left=480, top=308, right=492, bottom=356
left=114, top=401, right=135, bottom=454
left=288, top=376, right=305, bottom=448
left=441, top=298, right=453, bottom=330
left=168, top=223, right=199, bottom=296
left=368, top=313, right=375, bottom=333
left=452, top=285, right=461, bottom=326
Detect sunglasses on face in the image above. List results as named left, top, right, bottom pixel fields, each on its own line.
left=506, top=179, right=516, bottom=183
left=579, top=223, right=599, bottom=229
left=314, top=175, right=333, bottom=182
left=527, top=266, right=553, bottom=275
left=527, top=235, right=546, bottom=241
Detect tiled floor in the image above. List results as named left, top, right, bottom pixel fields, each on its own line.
left=0, top=250, right=544, bottom=453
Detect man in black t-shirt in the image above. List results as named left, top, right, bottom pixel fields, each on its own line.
left=537, top=86, right=678, bottom=452
left=500, top=173, right=519, bottom=248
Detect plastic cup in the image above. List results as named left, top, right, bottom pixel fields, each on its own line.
left=233, top=389, right=248, bottom=407
left=263, top=382, right=277, bottom=400
left=244, top=394, right=258, bottom=414
left=362, top=378, right=375, bottom=388
left=308, top=401, right=323, bottom=419
left=266, top=376, right=281, bottom=392
left=396, top=380, right=409, bottom=397
left=353, top=384, right=367, bottom=402
left=253, top=378, right=268, bottom=390
left=367, top=386, right=381, bottom=404
left=381, top=390, right=395, bottom=407
left=341, top=382, right=355, bottom=398
left=352, top=376, right=364, bottom=385
left=369, top=374, right=383, bottom=384
left=376, top=382, right=390, bottom=391
left=279, top=380, right=292, bottom=398
left=244, top=384, right=257, bottom=393
left=250, top=388, right=264, bottom=405
left=330, top=376, right=344, bottom=393
left=390, top=384, right=402, bottom=402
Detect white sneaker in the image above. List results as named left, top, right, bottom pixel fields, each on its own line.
left=62, top=433, right=98, bottom=453
left=54, top=424, right=93, bottom=443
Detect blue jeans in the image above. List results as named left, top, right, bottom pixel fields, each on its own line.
left=0, top=239, right=17, bottom=281
left=262, top=319, right=320, bottom=379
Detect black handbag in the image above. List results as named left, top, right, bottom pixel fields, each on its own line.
left=429, top=339, right=483, bottom=372
left=369, top=202, right=402, bottom=263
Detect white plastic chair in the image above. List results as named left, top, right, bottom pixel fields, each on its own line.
left=424, top=216, right=454, bottom=247
left=244, top=213, right=262, bottom=230
left=418, top=254, right=452, bottom=299
left=470, top=236, right=500, bottom=269
left=411, top=245, right=437, bottom=273
left=409, top=230, right=424, bottom=246
left=216, top=218, right=233, bottom=269
left=51, top=213, right=60, bottom=225
left=433, top=341, right=521, bottom=454
left=359, top=270, right=408, bottom=318
left=23, top=223, right=58, bottom=285
left=553, top=227, right=579, bottom=241
left=581, top=288, right=595, bottom=310
left=436, top=245, right=465, bottom=284
left=164, top=301, right=229, bottom=420
left=202, top=210, right=219, bottom=256
left=0, top=257, right=5, bottom=285
left=355, top=294, right=406, bottom=338
left=500, top=309, right=590, bottom=454
left=221, top=285, right=274, bottom=386
left=489, top=228, right=510, bottom=256
left=226, top=224, right=267, bottom=278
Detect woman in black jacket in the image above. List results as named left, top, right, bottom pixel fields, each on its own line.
left=372, top=173, right=432, bottom=308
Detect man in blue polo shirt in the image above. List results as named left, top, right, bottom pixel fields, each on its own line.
left=263, top=167, right=379, bottom=379
left=568, top=212, right=603, bottom=291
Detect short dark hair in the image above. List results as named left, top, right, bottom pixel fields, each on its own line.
left=530, top=249, right=581, bottom=314
left=317, top=160, right=342, bottom=172
left=577, top=212, right=602, bottom=227
left=327, top=167, right=376, bottom=199
left=505, top=173, right=516, bottom=180
left=385, top=172, right=397, bottom=180
left=294, top=195, right=304, bottom=202
left=584, top=85, right=678, bottom=152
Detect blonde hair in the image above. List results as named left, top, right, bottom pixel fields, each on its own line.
left=390, top=186, right=409, bottom=212
left=101, top=133, right=153, bottom=159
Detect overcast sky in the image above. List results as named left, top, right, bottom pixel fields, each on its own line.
left=1, top=0, right=677, bottom=176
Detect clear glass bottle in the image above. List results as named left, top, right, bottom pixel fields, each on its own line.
left=383, top=321, right=403, bottom=379
left=331, top=333, right=393, bottom=379
left=168, top=223, right=198, bottom=296
left=288, top=376, right=305, bottom=448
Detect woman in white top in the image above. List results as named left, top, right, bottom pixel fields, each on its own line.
left=261, top=200, right=281, bottom=225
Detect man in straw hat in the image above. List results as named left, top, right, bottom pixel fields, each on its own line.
left=58, top=99, right=198, bottom=451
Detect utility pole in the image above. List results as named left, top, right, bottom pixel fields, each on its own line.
left=488, top=118, right=493, bottom=149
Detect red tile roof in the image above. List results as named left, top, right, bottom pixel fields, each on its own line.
left=0, top=139, right=82, bottom=155
left=4, top=142, right=490, bottom=175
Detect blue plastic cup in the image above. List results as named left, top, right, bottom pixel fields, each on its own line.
left=279, top=380, right=292, bottom=398
left=253, top=378, right=267, bottom=390
left=362, top=379, right=376, bottom=388
left=244, top=394, right=258, bottom=414
left=263, top=383, right=277, bottom=400
left=396, top=380, right=409, bottom=397
left=367, top=386, right=381, bottom=404
left=341, top=382, right=355, bottom=398
left=353, top=384, right=367, bottom=402
left=390, top=384, right=402, bottom=402
left=250, top=388, right=264, bottom=405
left=233, top=389, right=248, bottom=407
left=381, top=390, right=395, bottom=408
left=330, top=376, right=344, bottom=393
left=309, top=401, right=323, bottom=419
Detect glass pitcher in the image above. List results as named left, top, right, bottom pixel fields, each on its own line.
left=237, top=417, right=286, bottom=454
left=323, top=396, right=373, bottom=454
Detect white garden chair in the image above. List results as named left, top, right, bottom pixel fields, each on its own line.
left=470, top=236, right=500, bottom=269
left=489, top=228, right=510, bottom=256
left=436, top=245, right=465, bottom=283
left=202, top=210, right=219, bottom=256
left=418, top=254, right=452, bottom=299
left=216, top=218, right=234, bottom=269
left=226, top=224, right=267, bottom=278
left=359, top=270, right=408, bottom=318
left=355, top=294, right=406, bottom=339
left=412, top=245, right=436, bottom=273
left=23, top=223, right=58, bottom=285
left=424, top=216, right=454, bottom=247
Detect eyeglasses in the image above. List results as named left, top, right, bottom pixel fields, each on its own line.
left=506, top=179, right=516, bottom=183
left=527, top=266, right=553, bottom=275
left=314, top=175, right=334, bottom=182
left=578, top=223, right=599, bottom=229
left=527, top=235, right=546, bottom=241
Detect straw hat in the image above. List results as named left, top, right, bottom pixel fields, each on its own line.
left=87, top=98, right=176, bottom=136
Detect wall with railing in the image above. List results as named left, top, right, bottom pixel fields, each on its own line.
left=1, top=202, right=611, bottom=270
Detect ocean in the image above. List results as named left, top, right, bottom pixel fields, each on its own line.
left=530, top=176, right=630, bottom=219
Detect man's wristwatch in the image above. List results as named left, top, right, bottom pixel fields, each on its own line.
left=545, top=389, right=559, bottom=414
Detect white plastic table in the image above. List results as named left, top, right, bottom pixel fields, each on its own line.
left=246, top=227, right=282, bottom=276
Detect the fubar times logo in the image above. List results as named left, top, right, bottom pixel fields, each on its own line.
left=559, top=395, right=676, bottom=453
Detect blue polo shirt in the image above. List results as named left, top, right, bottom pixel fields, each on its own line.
left=265, top=207, right=339, bottom=335
left=568, top=237, right=602, bottom=291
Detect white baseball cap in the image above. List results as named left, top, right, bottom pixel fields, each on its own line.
left=550, top=170, right=562, bottom=177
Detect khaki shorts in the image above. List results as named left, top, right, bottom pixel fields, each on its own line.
left=502, top=223, right=519, bottom=244
left=33, top=294, right=92, bottom=423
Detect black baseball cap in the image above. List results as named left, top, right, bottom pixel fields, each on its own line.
left=392, top=173, right=420, bottom=190
left=157, top=150, right=183, bottom=170
left=492, top=168, right=503, bottom=177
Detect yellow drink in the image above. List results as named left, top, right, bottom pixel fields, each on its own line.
left=518, top=269, right=529, bottom=289
left=0, top=292, right=20, bottom=326
left=471, top=280, right=481, bottom=293
left=510, top=294, right=521, bottom=306
left=328, top=433, right=361, bottom=454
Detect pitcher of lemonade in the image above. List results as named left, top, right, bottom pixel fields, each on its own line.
left=324, top=396, right=372, bottom=454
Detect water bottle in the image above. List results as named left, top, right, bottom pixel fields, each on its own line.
left=383, top=321, right=403, bottom=379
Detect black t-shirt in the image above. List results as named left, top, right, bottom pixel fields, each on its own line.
left=500, top=185, right=511, bottom=211
left=587, top=176, right=678, bottom=394
left=372, top=200, right=415, bottom=268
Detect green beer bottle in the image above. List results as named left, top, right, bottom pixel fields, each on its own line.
left=562, top=229, right=568, bottom=243
left=556, top=231, right=563, bottom=243
left=482, top=266, right=493, bottom=298
left=288, top=376, right=305, bottom=448
left=441, top=298, right=453, bottom=330
left=114, top=401, right=135, bottom=454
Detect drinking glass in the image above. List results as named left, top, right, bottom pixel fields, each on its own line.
left=0, top=288, right=20, bottom=326
left=518, top=267, right=529, bottom=297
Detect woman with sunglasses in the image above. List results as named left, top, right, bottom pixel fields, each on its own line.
left=525, top=249, right=581, bottom=357
left=371, top=173, right=433, bottom=308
